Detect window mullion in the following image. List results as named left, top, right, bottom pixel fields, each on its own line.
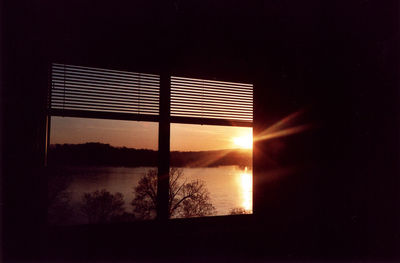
left=156, top=72, right=171, bottom=220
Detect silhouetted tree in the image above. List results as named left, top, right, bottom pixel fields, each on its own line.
left=229, top=207, right=251, bottom=215
left=47, top=167, right=73, bottom=225
left=170, top=170, right=216, bottom=218
left=81, top=189, right=126, bottom=223
left=131, top=168, right=216, bottom=219
left=131, top=169, right=158, bottom=219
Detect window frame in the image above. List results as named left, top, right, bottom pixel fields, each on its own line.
left=45, top=64, right=254, bottom=222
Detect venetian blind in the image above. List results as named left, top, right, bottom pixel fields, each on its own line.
left=171, top=76, right=253, bottom=123
left=50, top=63, right=160, bottom=116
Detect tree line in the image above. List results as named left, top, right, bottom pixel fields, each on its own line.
left=48, top=142, right=251, bottom=167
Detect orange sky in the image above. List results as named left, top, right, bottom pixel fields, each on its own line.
left=50, top=117, right=252, bottom=151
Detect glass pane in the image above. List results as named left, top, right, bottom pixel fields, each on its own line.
left=170, top=123, right=253, bottom=218
left=47, top=117, right=158, bottom=225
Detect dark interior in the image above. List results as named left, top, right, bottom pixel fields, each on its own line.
left=1, top=0, right=399, bottom=262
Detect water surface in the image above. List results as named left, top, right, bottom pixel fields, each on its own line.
left=59, top=165, right=252, bottom=223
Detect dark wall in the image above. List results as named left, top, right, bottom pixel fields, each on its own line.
left=1, top=0, right=399, bottom=262
left=253, top=0, right=399, bottom=259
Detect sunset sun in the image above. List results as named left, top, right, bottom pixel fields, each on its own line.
left=232, top=133, right=253, bottom=149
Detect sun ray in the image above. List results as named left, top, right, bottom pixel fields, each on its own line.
left=183, top=149, right=234, bottom=167
left=254, top=108, right=313, bottom=143
left=261, top=109, right=306, bottom=134
left=254, top=124, right=312, bottom=142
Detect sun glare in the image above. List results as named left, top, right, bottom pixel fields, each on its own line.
left=239, top=167, right=253, bottom=212
left=233, top=133, right=253, bottom=149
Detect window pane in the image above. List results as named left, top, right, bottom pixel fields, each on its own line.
left=169, top=123, right=253, bottom=218
left=47, top=117, right=158, bottom=225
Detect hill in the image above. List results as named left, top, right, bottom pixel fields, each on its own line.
left=48, top=143, right=252, bottom=168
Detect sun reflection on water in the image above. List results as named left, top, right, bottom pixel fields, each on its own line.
left=239, top=167, right=252, bottom=212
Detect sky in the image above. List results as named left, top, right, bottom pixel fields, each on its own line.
left=50, top=116, right=252, bottom=151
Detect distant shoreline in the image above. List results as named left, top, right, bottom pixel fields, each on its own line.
left=48, top=142, right=252, bottom=168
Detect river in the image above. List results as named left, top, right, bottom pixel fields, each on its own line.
left=54, top=165, right=252, bottom=224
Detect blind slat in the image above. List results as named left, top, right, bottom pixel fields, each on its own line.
left=171, top=83, right=253, bottom=96
left=172, top=76, right=252, bottom=88
left=52, top=78, right=159, bottom=91
left=53, top=63, right=158, bottom=79
left=51, top=105, right=158, bottom=115
left=52, top=71, right=160, bottom=85
left=52, top=84, right=159, bottom=98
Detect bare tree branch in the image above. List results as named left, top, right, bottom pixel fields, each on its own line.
left=132, top=168, right=215, bottom=219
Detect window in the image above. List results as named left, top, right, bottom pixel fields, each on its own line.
left=170, top=123, right=253, bottom=217
left=169, top=76, right=253, bottom=218
left=47, top=64, right=160, bottom=224
left=47, top=117, right=158, bottom=224
left=46, top=63, right=253, bottom=224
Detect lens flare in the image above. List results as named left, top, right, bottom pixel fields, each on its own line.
left=253, top=108, right=313, bottom=143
